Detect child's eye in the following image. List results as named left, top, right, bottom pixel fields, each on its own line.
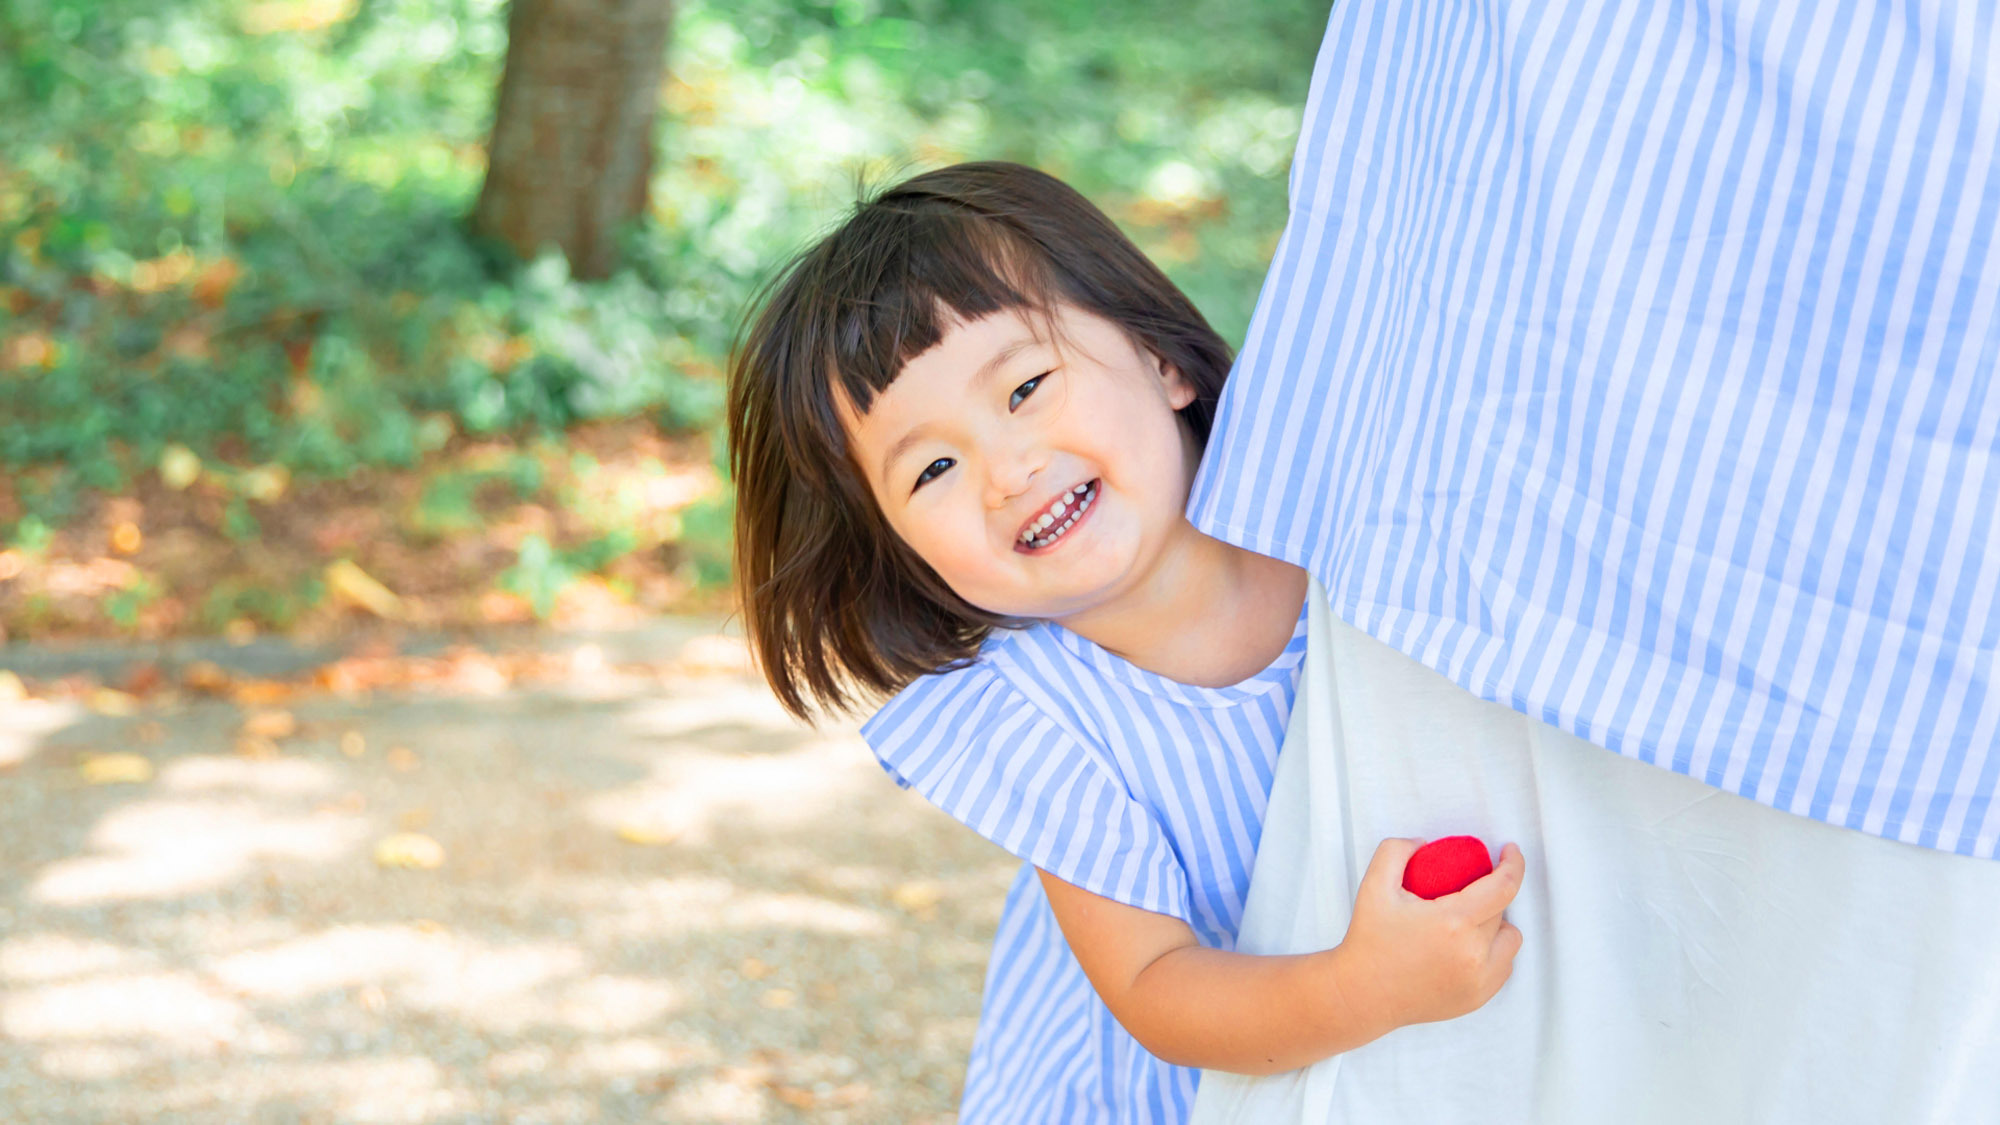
left=913, top=457, right=954, bottom=492
left=1009, top=373, right=1050, bottom=412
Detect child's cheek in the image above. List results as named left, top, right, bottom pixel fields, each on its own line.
left=899, top=510, right=983, bottom=589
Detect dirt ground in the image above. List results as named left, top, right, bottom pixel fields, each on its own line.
left=0, top=621, right=1015, bottom=1123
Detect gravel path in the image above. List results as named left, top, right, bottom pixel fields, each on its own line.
left=0, top=632, right=1012, bottom=1123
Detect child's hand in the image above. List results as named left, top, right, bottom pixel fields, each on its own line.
left=1335, top=837, right=1525, bottom=1037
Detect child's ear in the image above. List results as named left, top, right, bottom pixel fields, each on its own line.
left=1157, top=354, right=1199, bottom=410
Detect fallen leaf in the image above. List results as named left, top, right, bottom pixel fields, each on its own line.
left=181, top=660, right=232, bottom=694
left=772, top=1081, right=869, bottom=1109
left=316, top=662, right=366, bottom=694
left=373, top=833, right=445, bottom=870
left=191, top=257, right=242, bottom=307
left=385, top=745, right=419, bottom=772
left=615, top=822, right=681, bottom=847
left=129, top=249, right=194, bottom=293
left=121, top=662, right=165, bottom=697
left=720, top=1065, right=778, bottom=1103
left=771, top=1085, right=817, bottom=1110
left=478, top=589, right=534, bottom=624
left=235, top=735, right=280, bottom=760
left=326, top=559, right=403, bottom=620
left=80, top=752, right=153, bottom=785
left=339, top=730, right=366, bottom=757
left=739, top=958, right=772, bottom=980
left=239, top=464, right=289, bottom=503
left=1, top=331, right=55, bottom=370
left=110, top=521, right=143, bottom=555
left=240, top=709, right=298, bottom=739
left=87, top=688, right=140, bottom=716
left=228, top=679, right=293, bottom=706
left=890, top=881, right=944, bottom=917
left=824, top=1083, right=870, bottom=1107
left=758, top=988, right=796, bottom=1009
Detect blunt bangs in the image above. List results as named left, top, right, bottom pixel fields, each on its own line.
left=822, top=204, right=1060, bottom=421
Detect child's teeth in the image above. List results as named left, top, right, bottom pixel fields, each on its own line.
left=1021, top=482, right=1098, bottom=548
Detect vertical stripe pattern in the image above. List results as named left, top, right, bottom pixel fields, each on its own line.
left=862, top=607, right=1309, bottom=1123
left=1190, top=0, right=2000, bottom=859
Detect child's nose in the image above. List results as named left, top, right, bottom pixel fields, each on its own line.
left=984, top=446, right=1046, bottom=508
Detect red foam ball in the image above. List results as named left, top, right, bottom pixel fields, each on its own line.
left=1401, top=835, right=1495, bottom=900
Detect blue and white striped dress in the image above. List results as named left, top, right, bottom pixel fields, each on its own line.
left=1191, top=0, right=2000, bottom=859
left=861, top=602, right=1309, bottom=1124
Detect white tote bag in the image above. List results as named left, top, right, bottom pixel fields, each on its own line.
left=1189, top=581, right=2000, bottom=1125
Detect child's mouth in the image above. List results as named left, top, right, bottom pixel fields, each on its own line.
left=1016, top=479, right=1099, bottom=553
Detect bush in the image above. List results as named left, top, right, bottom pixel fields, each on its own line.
left=0, top=0, right=1325, bottom=558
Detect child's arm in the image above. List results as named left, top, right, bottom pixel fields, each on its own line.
left=1039, top=838, right=1525, bottom=1076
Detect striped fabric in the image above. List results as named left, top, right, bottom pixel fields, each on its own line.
left=861, top=603, right=1309, bottom=1124
left=1189, top=0, right=2000, bottom=857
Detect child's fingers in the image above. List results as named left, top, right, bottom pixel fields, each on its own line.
left=1453, top=842, right=1525, bottom=920
left=1486, top=920, right=1523, bottom=984
left=1360, top=836, right=1426, bottom=891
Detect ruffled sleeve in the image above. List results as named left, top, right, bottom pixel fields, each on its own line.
left=861, top=659, right=1194, bottom=924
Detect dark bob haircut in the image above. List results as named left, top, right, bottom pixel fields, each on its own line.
left=727, top=161, right=1234, bottom=721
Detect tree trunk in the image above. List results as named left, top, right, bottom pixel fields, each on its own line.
left=472, top=0, right=673, bottom=280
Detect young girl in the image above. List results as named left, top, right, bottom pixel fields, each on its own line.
left=727, top=161, right=1524, bottom=1123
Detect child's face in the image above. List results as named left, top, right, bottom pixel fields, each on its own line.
left=842, top=302, right=1203, bottom=624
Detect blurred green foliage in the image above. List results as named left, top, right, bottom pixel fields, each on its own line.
left=0, top=0, right=1326, bottom=548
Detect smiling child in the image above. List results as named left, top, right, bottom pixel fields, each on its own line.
left=726, top=161, right=1523, bottom=1124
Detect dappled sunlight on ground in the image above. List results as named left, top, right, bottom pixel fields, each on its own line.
left=32, top=790, right=371, bottom=906
left=4, top=965, right=255, bottom=1044
left=0, top=632, right=1012, bottom=1122
left=158, top=1056, right=480, bottom=1124
left=583, top=731, right=886, bottom=848
left=576, top=875, right=895, bottom=942
left=0, top=697, right=70, bottom=770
